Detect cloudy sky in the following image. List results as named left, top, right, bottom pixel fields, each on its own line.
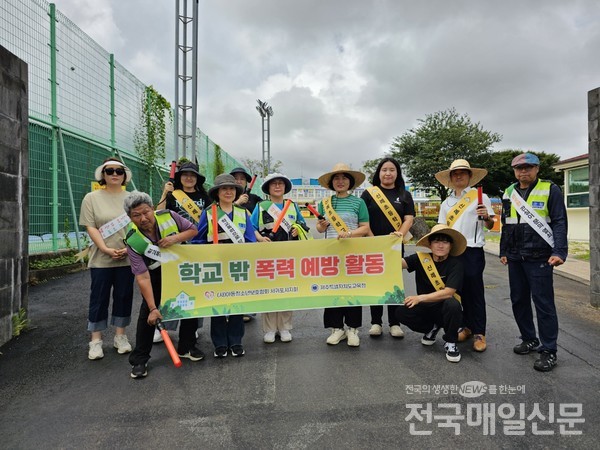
left=51, top=0, right=600, bottom=178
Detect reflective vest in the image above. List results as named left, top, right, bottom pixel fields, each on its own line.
left=502, top=179, right=554, bottom=258
left=207, top=206, right=247, bottom=243
left=124, top=210, right=178, bottom=269
left=503, top=180, right=551, bottom=224
left=258, top=201, right=298, bottom=229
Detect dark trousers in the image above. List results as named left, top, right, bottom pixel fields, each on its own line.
left=88, top=266, right=134, bottom=331
left=458, top=247, right=487, bottom=335
left=395, top=298, right=462, bottom=343
left=370, top=305, right=400, bottom=326
left=323, top=306, right=362, bottom=329
left=508, top=259, right=558, bottom=353
left=210, top=315, right=244, bottom=349
left=129, top=269, right=198, bottom=365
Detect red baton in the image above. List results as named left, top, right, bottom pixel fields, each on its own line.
left=247, top=174, right=258, bottom=193
left=169, top=161, right=177, bottom=182
left=156, top=319, right=182, bottom=368
left=477, top=185, right=484, bottom=220
left=305, top=202, right=325, bottom=220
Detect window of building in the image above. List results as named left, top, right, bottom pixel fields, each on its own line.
left=566, top=166, right=589, bottom=208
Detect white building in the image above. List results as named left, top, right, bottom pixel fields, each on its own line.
left=554, top=154, right=589, bottom=241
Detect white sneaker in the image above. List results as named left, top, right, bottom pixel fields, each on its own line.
left=279, top=330, right=293, bottom=342
left=390, top=325, right=405, bottom=338
left=113, top=334, right=132, bottom=354
left=153, top=329, right=163, bottom=343
left=444, top=342, right=461, bottom=363
left=368, top=324, right=383, bottom=336
left=347, top=328, right=360, bottom=347
left=326, top=328, right=347, bottom=345
left=88, top=339, right=104, bottom=360
left=263, top=331, right=276, bottom=343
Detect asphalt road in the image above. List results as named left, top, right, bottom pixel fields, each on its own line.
left=1, top=246, right=599, bottom=449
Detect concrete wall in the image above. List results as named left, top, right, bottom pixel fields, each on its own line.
left=589, top=88, right=599, bottom=308
left=0, top=46, right=28, bottom=345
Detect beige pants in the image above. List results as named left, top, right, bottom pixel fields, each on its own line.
left=262, top=311, right=293, bottom=333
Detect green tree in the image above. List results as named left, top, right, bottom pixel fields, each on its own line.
left=214, top=144, right=225, bottom=179
left=389, top=108, right=502, bottom=201
left=240, top=157, right=283, bottom=177
left=483, top=149, right=563, bottom=197
left=134, top=85, right=172, bottom=193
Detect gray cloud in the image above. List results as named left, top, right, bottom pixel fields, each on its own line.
left=51, top=0, right=600, bottom=178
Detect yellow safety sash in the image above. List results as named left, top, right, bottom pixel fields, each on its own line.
left=171, top=189, right=201, bottom=223
left=417, top=252, right=461, bottom=303
left=322, top=197, right=349, bottom=235
left=366, top=186, right=412, bottom=242
left=445, top=189, right=478, bottom=228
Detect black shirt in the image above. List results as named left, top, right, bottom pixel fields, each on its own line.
left=405, top=253, right=463, bottom=297
left=361, top=187, right=415, bottom=236
left=165, top=190, right=210, bottom=224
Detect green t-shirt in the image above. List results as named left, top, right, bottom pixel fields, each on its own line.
left=317, top=194, right=369, bottom=239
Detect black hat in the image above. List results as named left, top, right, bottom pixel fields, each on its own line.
left=176, top=162, right=206, bottom=185
left=230, top=167, right=252, bottom=183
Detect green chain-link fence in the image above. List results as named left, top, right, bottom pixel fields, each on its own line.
left=1, top=0, right=252, bottom=253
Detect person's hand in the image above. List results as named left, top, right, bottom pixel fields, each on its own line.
left=404, top=295, right=421, bottom=308
left=148, top=308, right=163, bottom=326
left=291, top=227, right=299, bottom=238
left=158, top=235, right=178, bottom=248
left=106, top=247, right=126, bottom=260
left=548, top=255, right=564, bottom=267
left=391, top=230, right=403, bottom=239
left=500, top=256, right=508, bottom=266
left=317, top=218, right=329, bottom=232
left=236, top=193, right=249, bottom=206
left=163, top=181, right=174, bottom=195
left=259, top=235, right=271, bottom=242
left=337, top=230, right=352, bottom=240
left=476, top=205, right=489, bottom=219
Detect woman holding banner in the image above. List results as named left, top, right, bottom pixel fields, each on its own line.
left=154, top=161, right=209, bottom=343
left=79, top=157, right=134, bottom=360
left=251, top=173, right=309, bottom=344
left=316, top=163, right=370, bottom=347
left=361, top=157, right=415, bottom=339
left=192, top=174, right=257, bottom=358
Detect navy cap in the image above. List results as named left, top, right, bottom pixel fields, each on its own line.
left=511, top=153, right=540, bottom=167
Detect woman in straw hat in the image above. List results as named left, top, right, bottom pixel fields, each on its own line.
left=251, top=172, right=308, bottom=344
left=192, top=173, right=257, bottom=358
left=79, top=157, right=134, bottom=360
left=435, top=159, right=495, bottom=353
left=315, top=163, right=370, bottom=347
left=361, top=157, right=415, bottom=339
left=397, top=224, right=466, bottom=363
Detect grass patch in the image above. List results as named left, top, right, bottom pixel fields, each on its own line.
left=30, top=254, right=78, bottom=270
left=12, top=308, right=30, bottom=337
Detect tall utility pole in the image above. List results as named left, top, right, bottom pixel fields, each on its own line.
left=256, top=99, right=274, bottom=175
left=174, top=0, right=199, bottom=161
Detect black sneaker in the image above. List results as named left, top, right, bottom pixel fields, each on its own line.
left=178, top=346, right=205, bottom=362
left=444, top=342, right=461, bottom=363
left=130, top=363, right=148, bottom=379
left=213, top=346, right=227, bottom=358
left=534, top=352, right=557, bottom=372
left=421, top=324, right=441, bottom=346
left=513, top=338, right=540, bottom=355
left=230, top=344, right=245, bottom=357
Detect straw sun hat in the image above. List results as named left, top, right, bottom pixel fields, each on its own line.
left=416, top=224, right=467, bottom=256
left=434, top=159, right=487, bottom=188
left=318, top=163, right=366, bottom=190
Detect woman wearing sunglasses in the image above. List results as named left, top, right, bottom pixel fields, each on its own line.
left=79, top=157, right=135, bottom=360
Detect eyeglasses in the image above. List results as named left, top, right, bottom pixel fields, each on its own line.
left=104, top=168, right=125, bottom=176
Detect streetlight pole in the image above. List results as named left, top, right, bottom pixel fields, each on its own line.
left=256, top=99, right=274, bottom=175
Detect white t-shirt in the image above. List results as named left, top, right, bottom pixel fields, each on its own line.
left=438, top=187, right=495, bottom=248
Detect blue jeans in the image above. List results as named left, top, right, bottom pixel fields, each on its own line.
left=508, top=259, right=558, bottom=353
left=87, top=266, right=134, bottom=332
left=210, top=315, right=244, bottom=349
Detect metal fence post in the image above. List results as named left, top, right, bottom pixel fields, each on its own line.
left=49, top=3, right=59, bottom=252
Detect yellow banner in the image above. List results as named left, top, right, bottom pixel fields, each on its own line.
left=160, top=235, right=405, bottom=319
